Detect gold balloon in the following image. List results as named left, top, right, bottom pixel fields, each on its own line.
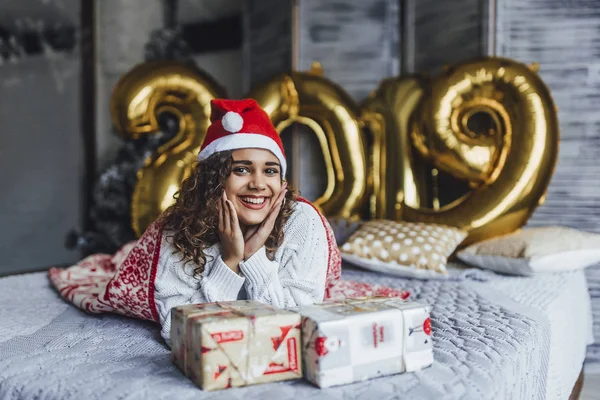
left=361, top=76, right=428, bottom=219
left=110, top=61, right=226, bottom=236
left=364, top=57, right=559, bottom=245
left=248, top=63, right=369, bottom=219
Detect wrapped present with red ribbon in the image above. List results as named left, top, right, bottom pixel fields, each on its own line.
left=171, top=300, right=302, bottom=391
left=294, top=297, right=433, bottom=388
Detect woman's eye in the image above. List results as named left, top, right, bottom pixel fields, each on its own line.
left=265, top=168, right=279, bottom=175
left=233, top=167, right=250, bottom=174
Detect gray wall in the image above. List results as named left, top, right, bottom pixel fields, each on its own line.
left=408, top=0, right=485, bottom=73
left=297, top=0, right=400, bottom=100
left=0, top=0, right=83, bottom=274
left=95, top=0, right=163, bottom=170
left=244, top=0, right=400, bottom=101
left=0, top=0, right=246, bottom=274
left=495, top=0, right=600, bottom=232
left=242, top=0, right=294, bottom=92
left=494, top=0, right=600, bottom=367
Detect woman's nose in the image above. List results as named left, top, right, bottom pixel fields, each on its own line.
left=248, top=173, right=267, bottom=190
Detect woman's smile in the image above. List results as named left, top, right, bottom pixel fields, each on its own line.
left=238, top=195, right=270, bottom=210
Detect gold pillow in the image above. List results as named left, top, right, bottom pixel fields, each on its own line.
left=340, top=220, right=467, bottom=277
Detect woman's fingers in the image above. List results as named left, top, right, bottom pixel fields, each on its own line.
left=227, top=200, right=239, bottom=231
left=222, top=193, right=230, bottom=232
left=277, top=188, right=286, bottom=204
left=218, top=194, right=225, bottom=231
left=279, top=182, right=288, bottom=201
left=277, top=188, right=288, bottom=208
left=262, top=189, right=286, bottom=230
left=270, top=185, right=287, bottom=214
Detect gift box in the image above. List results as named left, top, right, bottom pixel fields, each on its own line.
left=295, top=297, right=433, bottom=388
left=171, top=300, right=302, bottom=391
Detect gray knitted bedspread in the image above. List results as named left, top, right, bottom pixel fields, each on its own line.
left=0, top=265, right=589, bottom=400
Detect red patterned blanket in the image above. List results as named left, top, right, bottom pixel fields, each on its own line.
left=49, top=206, right=408, bottom=324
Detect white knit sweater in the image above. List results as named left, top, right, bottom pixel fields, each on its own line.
left=154, top=201, right=328, bottom=346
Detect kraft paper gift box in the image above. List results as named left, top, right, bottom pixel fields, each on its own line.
left=294, top=297, right=433, bottom=388
left=171, top=300, right=302, bottom=391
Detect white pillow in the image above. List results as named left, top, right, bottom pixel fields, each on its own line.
left=457, top=226, right=600, bottom=276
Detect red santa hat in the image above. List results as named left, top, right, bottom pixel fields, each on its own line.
left=198, top=98, right=287, bottom=176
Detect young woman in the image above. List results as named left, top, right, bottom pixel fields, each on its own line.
left=49, top=99, right=338, bottom=347
left=49, top=98, right=405, bottom=348
left=154, top=98, right=330, bottom=344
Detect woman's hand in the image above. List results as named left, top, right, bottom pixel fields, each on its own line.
left=218, top=192, right=245, bottom=272
left=243, top=183, right=288, bottom=260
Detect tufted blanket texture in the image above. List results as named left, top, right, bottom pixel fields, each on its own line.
left=2, top=264, right=593, bottom=400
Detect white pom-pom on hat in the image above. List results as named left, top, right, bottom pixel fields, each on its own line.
left=222, top=111, right=244, bottom=133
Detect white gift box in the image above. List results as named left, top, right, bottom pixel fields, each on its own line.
left=294, top=297, right=433, bottom=388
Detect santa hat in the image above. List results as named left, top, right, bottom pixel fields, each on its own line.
left=198, top=98, right=287, bottom=176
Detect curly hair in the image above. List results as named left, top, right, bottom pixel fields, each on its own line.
left=158, top=150, right=298, bottom=277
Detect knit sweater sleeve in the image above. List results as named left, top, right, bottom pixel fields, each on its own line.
left=239, top=202, right=328, bottom=308
left=153, top=237, right=245, bottom=347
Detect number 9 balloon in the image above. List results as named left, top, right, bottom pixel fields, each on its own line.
left=363, top=57, right=559, bottom=245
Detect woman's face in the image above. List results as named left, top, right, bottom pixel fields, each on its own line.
left=223, top=148, right=283, bottom=228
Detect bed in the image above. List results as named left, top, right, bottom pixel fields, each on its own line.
left=0, top=261, right=593, bottom=400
